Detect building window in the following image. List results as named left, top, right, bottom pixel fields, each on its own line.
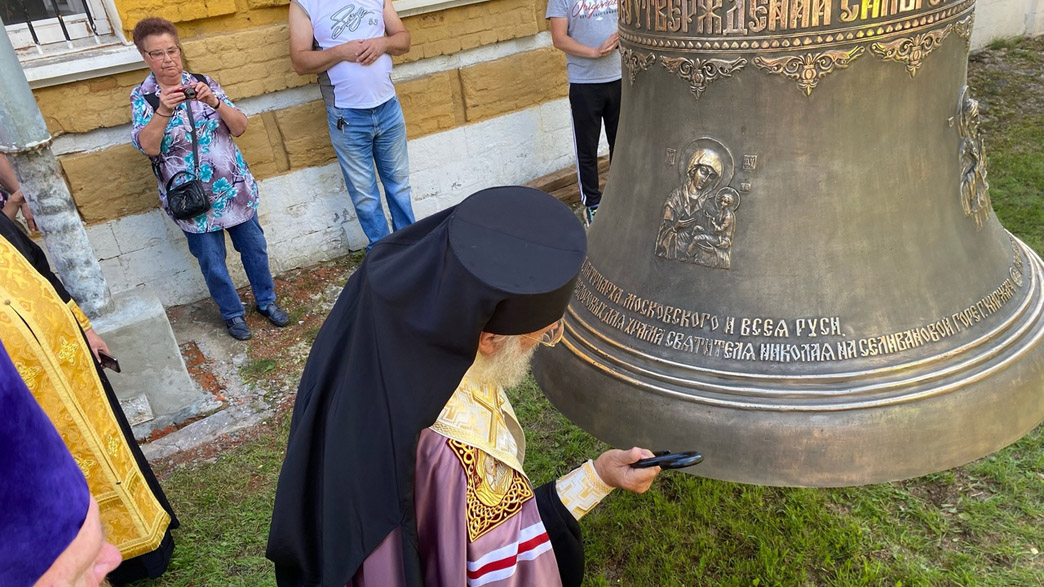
left=2, top=0, right=117, bottom=55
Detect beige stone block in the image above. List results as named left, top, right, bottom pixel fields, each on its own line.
left=236, top=115, right=281, bottom=179
left=260, top=111, right=291, bottom=173
left=177, top=3, right=209, bottom=22
left=60, top=144, right=159, bottom=224
left=275, top=101, right=337, bottom=170
left=89, top=77, right=118, bottom=92
left=189, top=34, right=235, bottom=56
left=460, top=47, right=567, bottom=123
left=397, top=71, right=461, bottom=139
left=459, top=32, right=485, bottom=51
left=247, top=0, right=289, bottom=8
left=205, top=0, right=237, bottom=16
left=422, top=37, right=462, bottom=59
left=35, top=73, right=145, bottom=135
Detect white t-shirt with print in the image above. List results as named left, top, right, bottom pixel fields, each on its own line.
left=295, top=0, right=396, bottom=109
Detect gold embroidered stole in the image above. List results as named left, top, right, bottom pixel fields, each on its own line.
left=431, top=378, right=527, bottom=476
left=0, top=238, right=170, bottom=558
left=432, top=378, right=533, bottom=541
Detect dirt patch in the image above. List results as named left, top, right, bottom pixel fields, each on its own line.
left=969, top=36, right=1044, bottom=132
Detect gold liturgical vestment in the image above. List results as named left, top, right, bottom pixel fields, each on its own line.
left=0, top=237, right=170, bottom=559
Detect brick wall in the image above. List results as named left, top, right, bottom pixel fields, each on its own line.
left=58, top=45, right=566, bottom=224
left=37, top=0, right=553, bottom=137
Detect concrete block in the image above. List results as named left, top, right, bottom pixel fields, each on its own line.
left=85, top=224, right=120, bottom=260
left=98, top=258, right=129, bottom=293
left=269, top=227, right=347, bottom=272
left=406, top=129, right=465, bottom=173
left=971, top=0, right=1033, bottom=48
left=342, top=220, right=369, bottom=251
left=90, top=287, right=207, bottom=440
left=119, top=393, right=155, bottom=427
left=411, top=196, right=442, bottom=220
left=110, top=210, right=169, bottom=254
left=118, top=240, right=199, bottom=288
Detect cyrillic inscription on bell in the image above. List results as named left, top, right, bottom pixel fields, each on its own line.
left=533, top=0, right=1044, bottom=486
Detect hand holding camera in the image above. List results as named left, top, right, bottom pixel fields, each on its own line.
left=187, top=81, right=221, bottom=109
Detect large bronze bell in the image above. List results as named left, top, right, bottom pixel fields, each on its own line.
left=533, top=0, right=1044, bottom=486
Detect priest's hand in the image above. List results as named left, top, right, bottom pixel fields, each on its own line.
left=84, top=328, right=111, bottom=363
left=19, top=198, right=36, bottom=232
left=593, top=447, right=660, bottom=493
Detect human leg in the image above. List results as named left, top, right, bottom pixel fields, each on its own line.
left=372, top=97, right=415, bottom=232
left=184, top=228, right=251, bottom=339
left=227, top=214, right=288, bottom=327
left=326, top=105, right=390, bottom=247
left=568, top=82, right=604, bottom=209
left=226, top=214, right=276, bottom=309
left=183, top=229, right=244, bottom=320
left=603, top=79, right=622, bottom=162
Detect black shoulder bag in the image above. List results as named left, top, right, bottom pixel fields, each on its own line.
left=145, top=78, right=210, bottom=221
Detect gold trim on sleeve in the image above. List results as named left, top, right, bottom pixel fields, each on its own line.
left=67, top=300, right=93, bottom=332
left=555, top=460, right=615, bottom=521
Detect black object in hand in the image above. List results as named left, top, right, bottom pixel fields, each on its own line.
left=631, top=450, right=703, bottom=469
left=183, top=87, right=197, bottom=99
left=98, top=351, right=121, bottom=373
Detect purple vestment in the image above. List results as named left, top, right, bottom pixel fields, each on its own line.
left=349, top=430, right=563, bottom=587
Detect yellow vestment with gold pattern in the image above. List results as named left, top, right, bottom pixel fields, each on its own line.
left=0, top=237, right=170, bottom=559
left=432, top=376, right=614, bottom=529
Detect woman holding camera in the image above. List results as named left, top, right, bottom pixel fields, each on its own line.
left=130, top=17, right=289, bottom=341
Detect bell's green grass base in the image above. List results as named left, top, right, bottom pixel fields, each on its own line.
left=141, top=37, right=1044, bottom=586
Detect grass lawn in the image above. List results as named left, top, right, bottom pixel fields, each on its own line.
left=143, top=37, right=1044, bottom=586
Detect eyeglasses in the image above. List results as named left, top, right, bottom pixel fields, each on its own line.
left=524, top=319, right=565, bottom=348
left=146, top=47, right=181, bottom=60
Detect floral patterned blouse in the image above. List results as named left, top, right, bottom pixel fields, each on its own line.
left=130, top=71, right=259, bottom=234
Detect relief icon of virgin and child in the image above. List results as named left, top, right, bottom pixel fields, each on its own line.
left=655, top=139, right=741, bottom=269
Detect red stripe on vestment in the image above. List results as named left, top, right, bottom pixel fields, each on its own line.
left=465, top=531, right=551, bottom=579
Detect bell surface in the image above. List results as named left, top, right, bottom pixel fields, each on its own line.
left=533, top=0, right=1044, bottom=486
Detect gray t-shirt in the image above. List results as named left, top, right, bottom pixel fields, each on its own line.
left=546, top=0, right=621, bottom=84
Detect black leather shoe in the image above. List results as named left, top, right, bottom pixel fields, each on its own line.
left=225, top=316, right=252, bottom=340
left=257, top=303, right=290, bottom=327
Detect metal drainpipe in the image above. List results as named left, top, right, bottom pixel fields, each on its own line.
left=0, top=24, right=113, bottom=317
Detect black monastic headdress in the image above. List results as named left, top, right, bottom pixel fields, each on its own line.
left=267, top=186, right=587, bottom=586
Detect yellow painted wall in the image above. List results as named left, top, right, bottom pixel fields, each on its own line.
left=62, top=47, right=566, bottom=224
left=34, top=0, right=566, bottom=224
left=37, top=0, right=553, bottom=136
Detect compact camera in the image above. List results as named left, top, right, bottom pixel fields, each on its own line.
left=183, top=87, right=197, bottom=99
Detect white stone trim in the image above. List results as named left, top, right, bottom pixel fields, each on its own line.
left=53, top=123, right=133, bottom=157
left=23, top=42, right=143, bottom=89
left=393, top=0, right=489, bottom=18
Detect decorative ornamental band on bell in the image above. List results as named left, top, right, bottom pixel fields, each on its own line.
left=533, top=0, right=1044, bottom=487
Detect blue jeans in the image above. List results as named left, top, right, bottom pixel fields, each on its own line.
left=326, top=96, right=415, bottom=249
left=183, top=214, right=276, bottom=320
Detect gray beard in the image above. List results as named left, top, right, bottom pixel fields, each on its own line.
left=466, top=336, right=537, bottom=389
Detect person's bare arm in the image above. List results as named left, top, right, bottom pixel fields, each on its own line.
left=289, top=1, right=363, bottom=74
left=0, top=154, right=36, bottom=230
left=356, top=0, right=411, bottom=65
left=137, top=90, right=187, bottom=157
left=549, top=17, right=618, bottom=59
left=0, top=153, right=22, bottom=221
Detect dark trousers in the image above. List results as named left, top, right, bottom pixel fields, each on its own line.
left=568, top=79, right=621, bottom=208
